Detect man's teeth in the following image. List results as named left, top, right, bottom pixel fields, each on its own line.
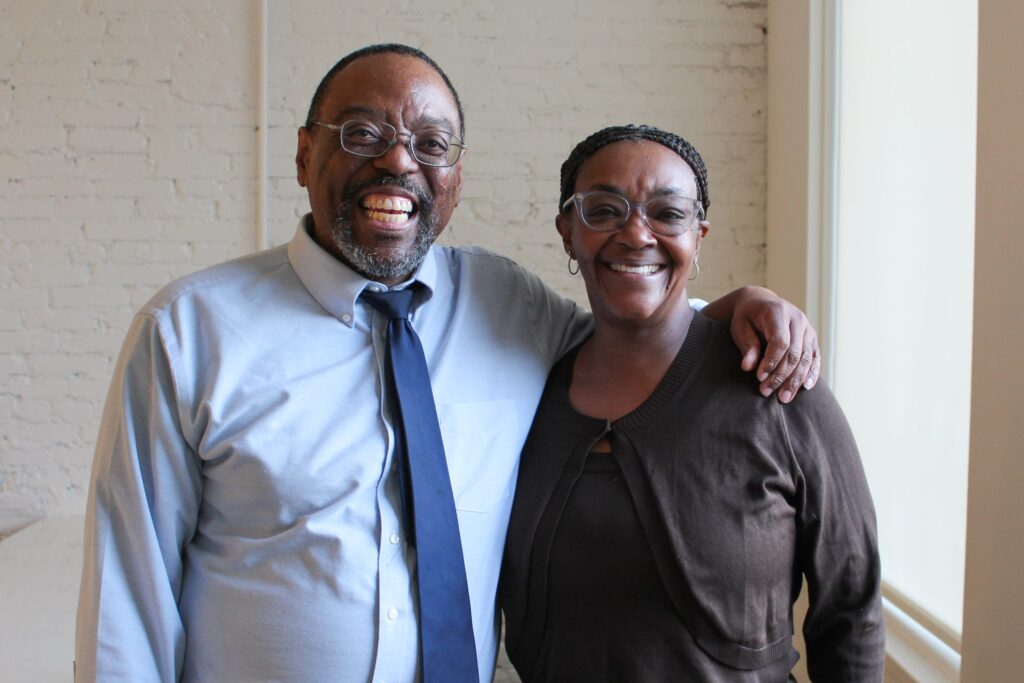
left=608, top=263, right=660, bottom=275
left=366, top=210, right=409, bottom=223
left=362, top=194, right=414, bottom=223
left=364, top=195, right=413, bottom=212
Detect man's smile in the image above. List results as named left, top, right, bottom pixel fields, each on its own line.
left=360, top=192, right=416, bottom=224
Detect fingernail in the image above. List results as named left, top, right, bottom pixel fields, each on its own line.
left=779, top=390, right=793, bottom=403
left=758, top=371, right=769, bottom=382
left=760, top=386, right=773, bottom=397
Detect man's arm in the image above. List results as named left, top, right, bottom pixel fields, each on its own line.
left=701, top=286, right=820, bottom=403
left=75, top=314, right=201, bottom=682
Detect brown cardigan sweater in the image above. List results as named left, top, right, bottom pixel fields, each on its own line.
left=500, top=313, right=884, bottom=682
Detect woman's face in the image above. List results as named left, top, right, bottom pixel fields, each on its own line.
left=557, top=140, right=709, bottom=330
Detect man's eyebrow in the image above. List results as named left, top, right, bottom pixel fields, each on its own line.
left=328, top=107, right=456, bottom=133
left=415, top=115, right=456, bottom=132
left=333, top=105, right=384, bottom=122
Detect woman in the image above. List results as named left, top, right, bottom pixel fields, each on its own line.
left=500, top=125, right=883, bottom=682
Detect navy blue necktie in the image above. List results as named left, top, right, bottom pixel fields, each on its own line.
left=361, top=287, right=479, bottom=683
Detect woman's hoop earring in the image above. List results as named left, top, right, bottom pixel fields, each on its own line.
left=688, top=254, right=700, bottom=281
left=568, top=256, right=580, bottom=275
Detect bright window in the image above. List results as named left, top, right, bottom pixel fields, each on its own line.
left=832, top=0, right=977, bottom=640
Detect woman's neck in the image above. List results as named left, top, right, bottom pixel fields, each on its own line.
left=587, top=305, right=694, bottom=363
left=569, top=305, right=695, bottom=422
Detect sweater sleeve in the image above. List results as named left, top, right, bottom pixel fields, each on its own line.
left=784, top=385, right=885, bottom=682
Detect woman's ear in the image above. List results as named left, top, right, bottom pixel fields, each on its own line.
left=697, top=219, right=710, bottom=240
left=556, top=212, right=574, bottom=256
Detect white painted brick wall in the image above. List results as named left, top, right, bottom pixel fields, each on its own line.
left=0, top=0, right=258, bottom=534
left=0, top=1, right=768, bottom=539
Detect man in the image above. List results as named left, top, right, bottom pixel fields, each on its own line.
left=75, top=44, right=818, bottom=682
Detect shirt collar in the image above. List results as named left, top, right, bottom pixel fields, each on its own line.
left=287, top=214, right=438, bottom=328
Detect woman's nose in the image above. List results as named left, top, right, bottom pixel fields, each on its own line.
left=615, top=208, right=658, bottom=247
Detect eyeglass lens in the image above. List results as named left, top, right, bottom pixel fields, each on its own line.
left=341, top=119, right=462, bottom=167
left=579, top=192, right=699, bottom=235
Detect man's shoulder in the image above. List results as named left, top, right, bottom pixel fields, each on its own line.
left=140, top=245, right=292, bottom=319
left=435, top=244, right=528, bottom=274
left=432, top=244, right=553, bottom=295
left=433, top=245, right=580, bottom=326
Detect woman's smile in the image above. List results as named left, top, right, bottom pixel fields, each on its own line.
left=604, top=261, right=664, bottom=275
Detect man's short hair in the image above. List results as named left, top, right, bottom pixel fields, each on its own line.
left=304, top=43, right=465, bottom=138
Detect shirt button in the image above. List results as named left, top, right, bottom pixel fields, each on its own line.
left=341, top=313, right=352, bottom=323
left=389, top=534, right=400, bottom=545
left=387, top=607, right=398, bottom=621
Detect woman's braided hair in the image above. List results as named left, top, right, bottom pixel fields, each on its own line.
left=558, top=124, right=710, bottom=217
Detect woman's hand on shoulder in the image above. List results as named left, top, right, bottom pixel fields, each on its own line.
left=701, top=285, right=820, bottom=403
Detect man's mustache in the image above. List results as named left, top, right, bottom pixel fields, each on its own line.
left=340, top=175, right=433, bottom=214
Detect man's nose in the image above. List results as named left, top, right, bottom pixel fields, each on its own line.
left=373, top=134, right=420, bottom=176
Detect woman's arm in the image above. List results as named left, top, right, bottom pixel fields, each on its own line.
left=787, top=387, right=885, bottom=681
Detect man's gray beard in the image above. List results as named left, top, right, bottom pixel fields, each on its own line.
left=331, top=200, right=436, bottom=282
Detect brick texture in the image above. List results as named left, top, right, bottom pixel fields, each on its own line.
left=0, top=0, right=768, bottom=543
left=0, top=0, right=259, bottom=534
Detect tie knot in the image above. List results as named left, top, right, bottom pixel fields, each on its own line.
left=361, top=287, right=415, bottom=320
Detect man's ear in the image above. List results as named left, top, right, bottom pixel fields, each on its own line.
left=555, top=212, right=573, bottom=256
left=296, top=126, right=312, bottom=188
left=452, top=158, right=464, bottom=207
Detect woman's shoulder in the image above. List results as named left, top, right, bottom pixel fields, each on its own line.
left=687, top=313, right=763, bottom=396
left=675, top=315, right=852, bottom=459
left=692, top=313, right=842, bottom=419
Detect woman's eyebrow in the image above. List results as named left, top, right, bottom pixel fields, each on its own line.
left=651, top=187, right=692, bottom=198
left=586, top=184, right=692, bottom=197
left=588, top=183, right=627, bottom=194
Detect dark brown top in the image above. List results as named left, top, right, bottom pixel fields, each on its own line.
left=500, top=314, right=884, bottom=682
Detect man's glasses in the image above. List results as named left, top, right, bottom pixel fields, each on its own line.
left=562, top=191, right=704, bottom=236
left=311, top=118, right=467, bottom=168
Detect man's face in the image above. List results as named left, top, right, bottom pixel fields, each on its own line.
left=296, top=53, right=463, bottom=285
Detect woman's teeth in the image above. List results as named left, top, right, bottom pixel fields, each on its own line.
left=608, top=263, right=660, bottom=275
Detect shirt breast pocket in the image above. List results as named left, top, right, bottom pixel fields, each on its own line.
left=436, top=399, right=520, bottom=513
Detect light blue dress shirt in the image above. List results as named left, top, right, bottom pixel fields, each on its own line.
left=75, top=216, right=590, bottom=682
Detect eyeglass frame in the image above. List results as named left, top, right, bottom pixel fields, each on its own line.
left=309, top=118, right=468, bottom=168
left=561, top=190, right=706, bottom=236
